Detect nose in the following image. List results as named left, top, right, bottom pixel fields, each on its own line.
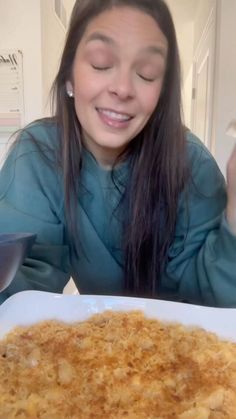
left=108, top=67, right=135, bottom=100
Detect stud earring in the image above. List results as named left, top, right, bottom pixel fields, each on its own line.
left=67, top=90, right=74, bottom=98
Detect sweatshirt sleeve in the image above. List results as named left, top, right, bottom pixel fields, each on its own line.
left=0, top=124, right=70, bottom=304
left=162, top=135, right=236, bottom=307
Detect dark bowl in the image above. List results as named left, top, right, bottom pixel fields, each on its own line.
left=0, top=233, right=36, bottom=292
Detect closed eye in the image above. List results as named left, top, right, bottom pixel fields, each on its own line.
left=137, top=73, right=156, bottom=82
left=91, top=64, right=111, bottom=71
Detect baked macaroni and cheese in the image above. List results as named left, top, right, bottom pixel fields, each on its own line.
left=0, top=311, right=236, bottom=418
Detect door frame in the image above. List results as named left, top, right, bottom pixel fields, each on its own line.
left=190, top=2, right=218, bottom=153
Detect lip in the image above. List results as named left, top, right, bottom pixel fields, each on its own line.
left=96, top=107, right=134, bottom=129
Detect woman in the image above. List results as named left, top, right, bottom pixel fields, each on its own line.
left=0, top=0, right=236, bottom=306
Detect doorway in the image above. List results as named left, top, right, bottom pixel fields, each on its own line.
left=191, top=5, right=217, bottom=152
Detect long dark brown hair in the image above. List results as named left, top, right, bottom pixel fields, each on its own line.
left=52, top=0, right=189, bottom=296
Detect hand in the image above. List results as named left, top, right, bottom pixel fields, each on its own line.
left=226, top=145, right=236, bottom=234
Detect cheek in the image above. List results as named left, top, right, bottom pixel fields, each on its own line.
left=73, top=65, right=104, bottom=102
left=143, top=93, right=160, bottom=115
left=73, top=79, right=92, bottom=102
left=139, top=86, right=162, bottom=116
left=73, top=81, right=96, bottom=119
left=74, top=82, right=104, bottom=117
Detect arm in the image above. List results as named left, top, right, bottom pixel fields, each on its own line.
left=161, top=136, right=236, bottom=307
left=0, top=124, right=71, bottom=304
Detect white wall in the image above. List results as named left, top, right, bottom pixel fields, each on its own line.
left=182, top=64, right=193, bottom=128
left=40, top=0, right=78, bottom=116
left=40, top=0, right=67, bottom=116
left=64, top=0, right=76, bottom=18
left=194, top=0, right=216, bottom=51
left=213, top=0, right=236, bottom=175
left=0, top=0, right=74, bottom=127
left=166, top=1, right=195, bottom=127
left=180, top=20, right=194, bottom=128
left=0, top=0, right=43, bottom=125
left=190, top=0, right=236, bottom=176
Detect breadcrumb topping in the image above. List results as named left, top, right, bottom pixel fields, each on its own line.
left=0, top=311, right=236, bottom=418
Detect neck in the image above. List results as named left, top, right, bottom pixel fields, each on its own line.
left=82, top=134, right=126, bottom=169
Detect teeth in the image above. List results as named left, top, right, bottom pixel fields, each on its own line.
left=98, top=109, right=131, bottom=121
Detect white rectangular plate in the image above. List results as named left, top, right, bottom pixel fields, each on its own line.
left=0, top=290, right=236, bottom=341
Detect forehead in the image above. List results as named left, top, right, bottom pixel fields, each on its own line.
left=79, top=6, right=168, bottom=53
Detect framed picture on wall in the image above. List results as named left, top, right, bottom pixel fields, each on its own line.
left=0, top=50, right=24, bottom=136
left=0, top=50, right=24, bottom=165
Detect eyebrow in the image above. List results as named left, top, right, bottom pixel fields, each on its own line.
left=85, top=32, right=167, bottom=59
left=85, top=32, right=116, bottom=46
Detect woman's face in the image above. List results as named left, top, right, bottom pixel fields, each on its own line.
left=67, top=6, right=168, bottom=167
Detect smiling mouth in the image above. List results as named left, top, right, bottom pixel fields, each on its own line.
left=96, top=108, right=133, bottom=122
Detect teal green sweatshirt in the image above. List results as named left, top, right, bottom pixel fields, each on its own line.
left=0, top=121, right=236, bottom=306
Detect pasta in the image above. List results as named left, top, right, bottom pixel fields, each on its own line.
left=0, top=311, right=236, bottom=418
